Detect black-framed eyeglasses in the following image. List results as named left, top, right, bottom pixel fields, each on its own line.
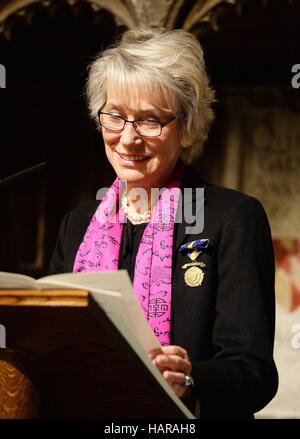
left=97, top=111, right=176, bottom=137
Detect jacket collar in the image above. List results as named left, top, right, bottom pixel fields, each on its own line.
left=174, top=165, right=208, bottom=251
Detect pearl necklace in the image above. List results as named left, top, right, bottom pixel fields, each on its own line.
left=121, top=193, right=151, bottom=224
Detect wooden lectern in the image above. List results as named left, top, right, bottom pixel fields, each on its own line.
left=0, top=289, right=194, bottom=419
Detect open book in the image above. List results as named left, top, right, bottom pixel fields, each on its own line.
left=0, top=270, right=195, bottom=419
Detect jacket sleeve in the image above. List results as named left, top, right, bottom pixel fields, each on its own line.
left=191, top=196, right=278, bottom=418
left=48, top=202, right=100, bottom=275
left=48, top=212, right=70, bottom=275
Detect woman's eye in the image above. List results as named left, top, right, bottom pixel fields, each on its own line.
left=146, top=118, right=160, bottom=123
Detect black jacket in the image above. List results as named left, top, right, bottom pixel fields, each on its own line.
left=49, top=166, right=278, bottom=418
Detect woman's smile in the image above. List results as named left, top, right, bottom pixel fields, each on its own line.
left=116, top=151, right=151, bottom=166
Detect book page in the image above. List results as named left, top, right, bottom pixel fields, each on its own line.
left=37, top=271, right=160, bottom=351
left=0, top=271, right=37, bottom=289
left=37, top=270, right=133, bottom=294
left=103, top=297, right=195, bottom=419
left=89, top=290, right=195, bottom=419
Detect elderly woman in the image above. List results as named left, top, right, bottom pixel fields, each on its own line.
left=49, top=28, right=278, bottom=418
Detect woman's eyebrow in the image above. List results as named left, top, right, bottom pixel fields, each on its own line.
left=137, top=109, right=161, bottom=116
left=104, top=103, right=122, bottom=111
left=105, top=103, right=161, bottom=115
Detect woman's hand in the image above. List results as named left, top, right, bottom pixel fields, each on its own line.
left=148, top=345, right=192, bottom=398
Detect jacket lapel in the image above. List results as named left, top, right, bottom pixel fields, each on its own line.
left=174, top=166, right=207, bottom=252
left=171, top=166, right=208, bottom=347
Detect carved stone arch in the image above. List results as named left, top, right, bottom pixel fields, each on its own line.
left=181, top=0, right=238, bottom=33
left=167, top=0, right=237, bottom=32
left=5, top=0, right=290, bottom=40
left=1, top=0, right=299, bottom=40
left=0, top=0, right=243, bottom=39
left=0, top=0, right=137, bottom=38
left=171, top=0, right=298, bottom=36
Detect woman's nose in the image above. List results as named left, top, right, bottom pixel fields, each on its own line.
left=120, top=122, right=141, bottom=145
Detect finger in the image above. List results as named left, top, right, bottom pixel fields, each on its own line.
left=163, top=371, right=185, bottom=397
left=159, top=345, right=189, bottom=360
left=165, top=380, right=190, bottom=398
left=163, top=370, right=186, bottom=384
left=149, top=345, right=189, bottom=361
left=163, top=370, right=187, bottom=397
left=148, top=347, right=163, bottom=359
left=174, top=383, right=193, bottom=399
left=161, top=368, right=193, bottom=399
left=153, top=354, right=191, bottom=374
left=151, top=354, right=173, bottom=370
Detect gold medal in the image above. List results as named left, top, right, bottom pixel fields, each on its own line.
left=184, top=266, right=204, bottom=287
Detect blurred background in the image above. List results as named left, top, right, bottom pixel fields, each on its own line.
left=0, top=0, right=299, bottom=418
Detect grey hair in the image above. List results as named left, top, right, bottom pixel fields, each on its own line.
left=86, top=27, right=215, bottom=164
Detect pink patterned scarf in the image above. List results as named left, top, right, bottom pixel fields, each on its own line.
left=73, top=164, right=183, bottom=345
